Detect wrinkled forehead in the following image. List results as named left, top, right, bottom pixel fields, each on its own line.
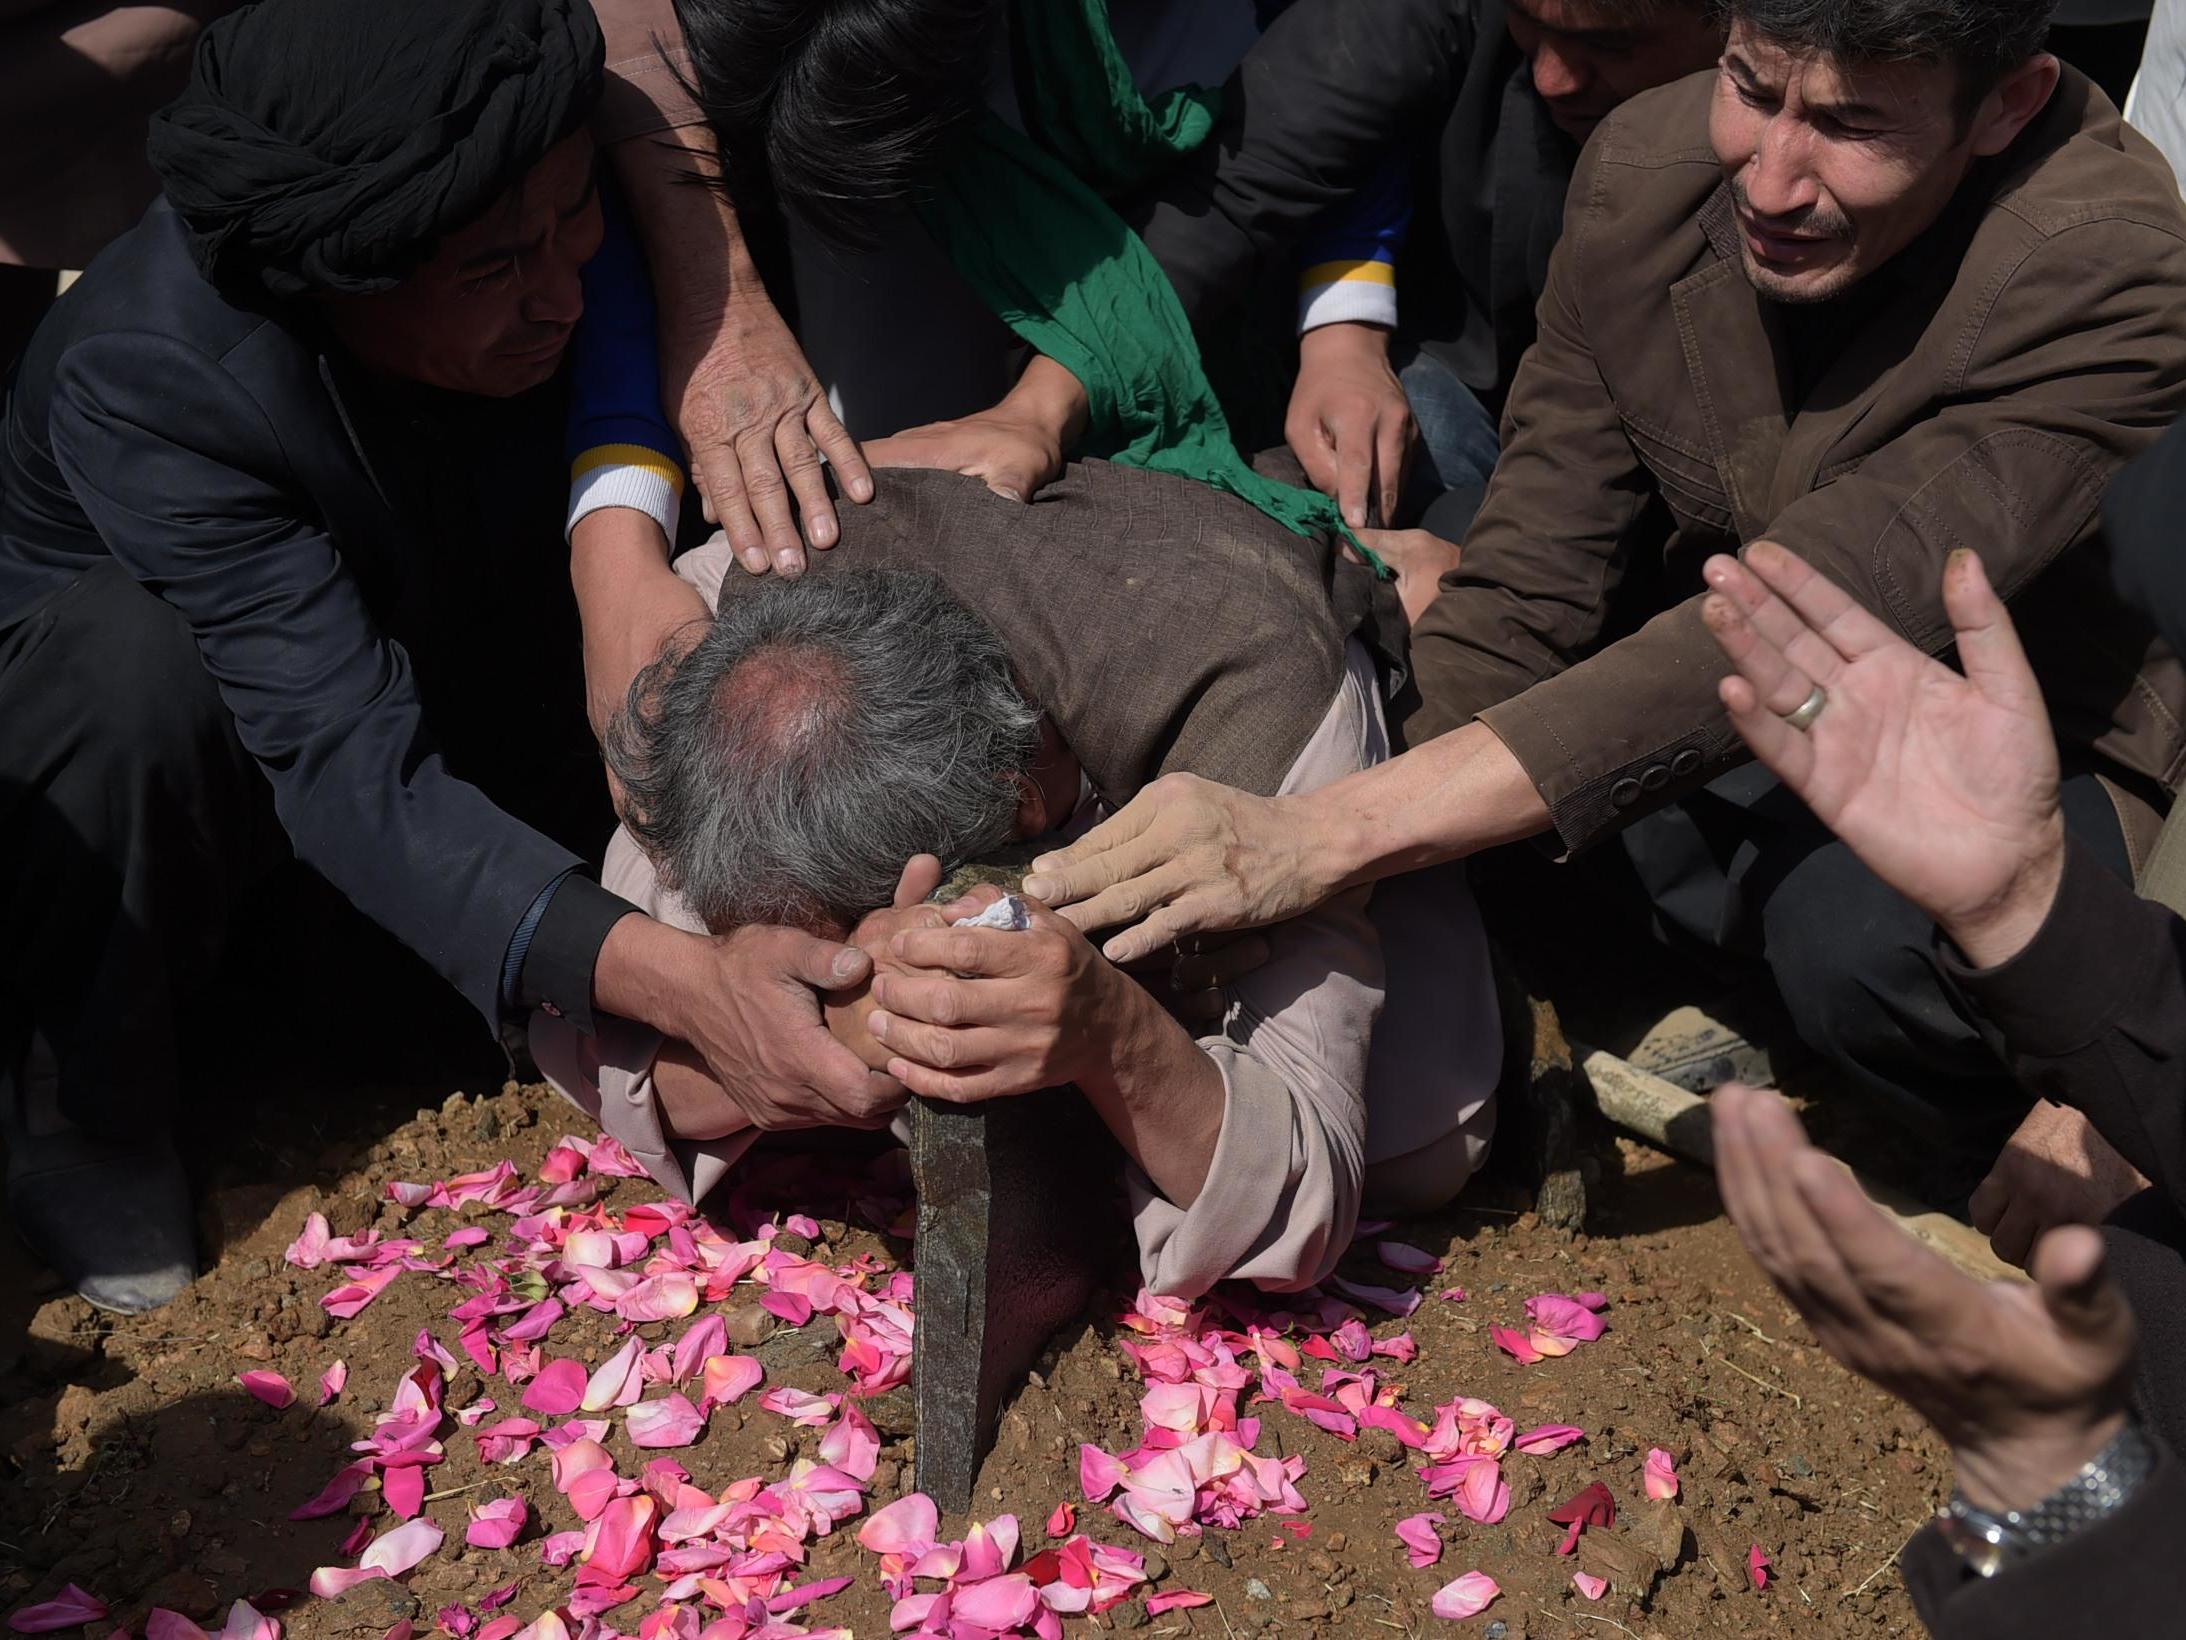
left=1725, top=22, right=1960, bottom=123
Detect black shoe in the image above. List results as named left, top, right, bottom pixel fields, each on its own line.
left=3, top=1037, right=196, bottom=1314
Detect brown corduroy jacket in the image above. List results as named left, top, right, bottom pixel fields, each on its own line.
left=1409, top=68, right=2186, bottom=854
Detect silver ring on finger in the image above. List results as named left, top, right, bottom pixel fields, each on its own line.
left=1780, top=683, right=1829, bottom=733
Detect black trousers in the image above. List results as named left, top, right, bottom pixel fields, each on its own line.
left=0, top=564, right=278, bottom=1140
left=1484, top=764, right=2137, bottom=1164
left=1620, top=764, right=2135, bottom=1134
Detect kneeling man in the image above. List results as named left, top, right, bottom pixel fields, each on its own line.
left=538, top=463, right=1503, bottom=1297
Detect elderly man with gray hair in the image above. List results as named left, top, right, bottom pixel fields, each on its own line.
left=536, top=460, right=1501, bottom=1298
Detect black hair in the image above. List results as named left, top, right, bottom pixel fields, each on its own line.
left=1712, top=0, right=2055, bottom=114
left=671, top=0, right=995, bottom=249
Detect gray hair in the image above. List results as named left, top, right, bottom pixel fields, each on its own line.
left=606, top=568, right=1042, bottom=932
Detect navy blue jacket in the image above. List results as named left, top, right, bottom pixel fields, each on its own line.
left=0, top=199, right=622, bottom=1027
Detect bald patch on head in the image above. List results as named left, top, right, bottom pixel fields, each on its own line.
left=712, top=642, right=854, bottom=767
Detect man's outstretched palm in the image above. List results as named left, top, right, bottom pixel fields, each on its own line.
left=1701, top=541, right=2065, bottom=942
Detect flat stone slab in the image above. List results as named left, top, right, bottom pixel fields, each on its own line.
left=910, top=1088, right=1119, bottom=1512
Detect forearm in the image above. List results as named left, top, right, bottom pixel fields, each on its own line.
left=1297, top=720, right=1552, bottom=890
left=570, top=508, right=709, bottom=737
left=608, top=123, right=767, bottom=343
left=1079, top=968, right=1227, bottom=1208
left=1000, top=355, right=1091, bottom=454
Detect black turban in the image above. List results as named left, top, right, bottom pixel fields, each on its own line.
left=148, top=0, right=605, bottom=299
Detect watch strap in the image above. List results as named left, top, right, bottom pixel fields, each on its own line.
left=1944, top=1420, right=2154, bottom=1574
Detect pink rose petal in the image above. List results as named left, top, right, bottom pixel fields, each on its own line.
left=581, top=1337, right=646, bottom=1412
left=1573, top=1572, right=1608, bottom=1601
left=1490, top=1325, right=1542, bottom=1364
left=1513, top=1423, right=1585, bottom=1456
left=1430, top=1571, right=1500, bottom=1622
left=950, top=1574, right=1037, bottom=1632
left=1047, top=1502, right=1075, bottom=1536
left=1748, top=1545, right=1771, bottom=1589
left=625, top=1393, right=704, bottom=1449
left=307, top=1517, right=444, bottom=1598
left=318, top=1361, right=348, bottom=1406
left=857, top=1493, right=939, bottom=1555
left=698, top=1354, right=762, bottom=1409
left=8, top=1586, right=109, bottom=1633
left=1377, top=1241, right=1443, bottom=1275
left=320, top=1265, right=400, bottom=1318
left=213, top=1600, right=277, bottom=1640
left=581, top=1495, right=657, bottom=1581
left=1644, top=1447, right=1679, bottom=1501
left=1079, top=1444, right=1129, bottom=1502
left=1331, top=1276, right=1422, bottom=1317
left=382, top=1464, right=425, bottom=1520
left=145, top=1610, right=206, bottom=1640
left=465, top=1498, right=527, bottom=1550
left=236, top=1370, right=295, bottom=1410
left=290, top=1461, right=371, bottom=1520
left=1144, top=1592, right=1213, bottom=1616
left=1394, top=1512, right=1445, bottom=1569
left=519, top=1359, right=587, bottom=1416
left=615, top=1272, right=698, bottom=1323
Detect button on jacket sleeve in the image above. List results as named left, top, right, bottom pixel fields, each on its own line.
left=48, top=330, right=589, bottom=1025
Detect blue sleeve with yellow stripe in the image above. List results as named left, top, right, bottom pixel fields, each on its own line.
left=1294, top=152, right=1411, bottom=334
left=566, top=174, right=686, bottom=540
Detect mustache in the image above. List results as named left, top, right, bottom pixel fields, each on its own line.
left=1730, top=180, right=1854, bottom=242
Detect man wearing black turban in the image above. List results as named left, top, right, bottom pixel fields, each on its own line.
left=0, top=0, right=906, bottom=1311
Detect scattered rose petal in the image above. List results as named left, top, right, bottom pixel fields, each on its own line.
left=8, top=1586, right=109, bottom=1633
left=698, top=1354, right=762, bottom=1410
left=290, top=1462, right=371, bottom=1520
left=1644, top=1448, right=1679, bottom=1501
left=236, top=1370, right=295, bottom=1410
left=951, top=1574, right=1037, bottom=1632
left=307, top=1518, right=444, bottom=1598
left=581, top=1337, right=646, bottom=1413
left=626, top=1393, right=704, bottom=1449
left=1394, top=1513, right=1445, bottom=1569
left=465, top=1499, right=527, bottom=1551
left=1377, top=1241, right=1443, bottom=1275
left=1430, top=1572, right=1500, bottom=1622
left=1490, top=1325, right=1543, bottom=1364
left=382, top=1464, right=425, bottom=1520
left=1047, top=1502, right=1075, bottom=1536
left=1513, top=1424, right=1584, bottom=1456
left=1748, top=1545, right=1772, bottom=1589
left=318, top=1361, right=348, bottom=1406
left=582, top=1495, right=657, bottom=1581
left=1439, top=1286, right=1469, bottom=1303
left=1573, top=1572, right=1608, bottom=1601
left=858, top=1493, right=939, bottom=1556
left=1145, top=1592, right=1213, bottom=1616
left=320, top=1266, right=400, bottom=1319
left=519, top=1359, right=586, bottom=1416
left=443, top=1227, right=490, bottom=1249
left=1331, top=1276, right=1422, bottom=1317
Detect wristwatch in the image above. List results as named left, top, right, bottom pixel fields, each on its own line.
left=1935, top=1420, right=2155, bottom=1577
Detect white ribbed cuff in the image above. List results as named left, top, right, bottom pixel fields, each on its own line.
left=1298, top=280, right=1399, bottom=335
left=567, top=462, right=680, bottom=542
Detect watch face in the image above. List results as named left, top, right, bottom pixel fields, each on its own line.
left=1938, top=1510, right=2011, bottom=1578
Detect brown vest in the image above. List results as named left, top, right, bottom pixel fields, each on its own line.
left=710, top=460, right=1387, bottom=804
